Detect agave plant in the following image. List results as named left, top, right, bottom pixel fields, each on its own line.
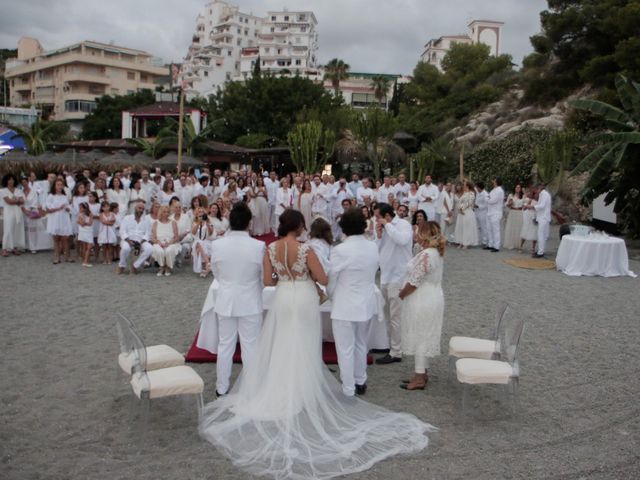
left=569, top=75, right=640, bottom=236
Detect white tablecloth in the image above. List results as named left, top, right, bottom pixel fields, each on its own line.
left=555, top=234, right=636, bottom=277
left=196, top=280, right=389, bottom=354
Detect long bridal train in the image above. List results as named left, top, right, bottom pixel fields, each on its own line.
left=200, top=243, right=436, bottom=480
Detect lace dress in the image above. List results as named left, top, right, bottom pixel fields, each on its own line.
left=453, top=191, right=479, bottom=247
left=200, top=241, right=435, bottom=480
left=401, top=247, right=445, bottom=358
left=504, top=194, right=525, bottom=249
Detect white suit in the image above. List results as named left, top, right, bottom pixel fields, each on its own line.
left=328, top=235, right=380, bottom=396
left=118, top=214, right=153, bottom=270
left=534, top=188, right=552, bottom=255
left=487, top=186, right=505, bottom=250
left=417, top=183, right=439, bottom=221
left=210, top=230, right=265, bottom=394
left=475, top=189, right=489, bottom=246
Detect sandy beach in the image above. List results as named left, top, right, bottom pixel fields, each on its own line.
left=2, top=228, right=639, bottom=480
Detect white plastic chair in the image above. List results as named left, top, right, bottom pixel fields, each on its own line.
left=448, top=303, right=509, bottom=377
left=125, top=317, right=204, bottom=435
left=116, top=313, right=185, bottom=375
left=456, top=317, right=524, bottom=415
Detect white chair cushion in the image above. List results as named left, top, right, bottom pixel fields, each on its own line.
left=118, top=344, right=185, bottom=374
left=130, top=365, right=204, bottom=399
left=448, top=336, right=497, bottom=360
left=456, top=358, right=514, bottom=385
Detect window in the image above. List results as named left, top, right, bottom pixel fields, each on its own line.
left=140, top=74, right=148, bottom=83
left=227, top=50, right=232, bottom=56
left=270, top=27, right=275, bottom=32
left=296, top=37, right=301, bottom=43
left=300, top=27, right=306, bottom=32
left=237, top=28, right=241, bottom=34
left=295, top=59, right=301, bottom=65
left=237, top=38, right=242, bottom=45
left=265, top=47, right=270, bottom=53
left=127, top=71, right=135, bottom=80
left=271, top=16, right=276, bottom=21
left=204, top=71, right=208, bottom=77
left=226, top=72, right=231, bottom=80
left=284, top=15, right=289, bottom=21
left=127, top=90, right=135, bottom=95
left=111, top=88, right=119, bottom=94
left=64, top=100, right=97, bottom=113
left=277, top=49, right=281, bottom=54
left=244, top=29, right=248, bottom=35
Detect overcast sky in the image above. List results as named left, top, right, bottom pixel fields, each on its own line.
left=0, top=0, right=547, bottom=74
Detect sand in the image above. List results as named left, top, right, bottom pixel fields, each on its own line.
left=2, top=227, right=640, bottom=480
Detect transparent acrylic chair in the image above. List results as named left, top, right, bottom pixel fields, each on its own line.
left=448, top=303, right=509, bottom=377
left=126, top=318, right=205, bottom=436
left=455, top=316, right=525, bottom=416
left=116, top=313, right=185, bottom=376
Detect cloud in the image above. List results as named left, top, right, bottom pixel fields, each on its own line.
left=0, top=0, right=546, bottom=74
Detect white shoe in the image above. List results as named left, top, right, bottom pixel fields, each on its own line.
left=164, top=271, right=172, bottom=276
left=157, top=271, right=163, bottom=277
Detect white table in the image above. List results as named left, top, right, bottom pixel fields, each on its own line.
left=196, top=280, right=389, bottom=354
left=555, top=234, right=636, bottom=277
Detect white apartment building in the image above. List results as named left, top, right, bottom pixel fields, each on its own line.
left=180, top=1, right=262, bottom=98
left=421, top=20, right=504, bottom=71
left=179, top=2, right=320, bottom=97
left=5, top=37, right=166, bottom=125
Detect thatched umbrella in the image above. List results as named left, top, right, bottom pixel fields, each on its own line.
left=97, top=150, right=133, bottom=169
left=392, top=131, right=419, bottom=154
left=1, top=150, right=31, bottom=162
left=51, top=149, right=92, bottom=168
left=84, top=149, right=108, bottom=162
left=153, top=152, right=203, bottom=171
left=131, top=152, right=154, bottom=167
left=333, top=130, right=366, bottom=165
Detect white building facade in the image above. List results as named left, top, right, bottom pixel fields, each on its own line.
left=180, top=1, right=262, bottom=98
left=421, top=20, right=503, bottom=71
left=180, top=2, right=320, bottom=97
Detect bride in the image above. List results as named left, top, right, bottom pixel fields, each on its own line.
left=200, top=209, right=436, bottom=479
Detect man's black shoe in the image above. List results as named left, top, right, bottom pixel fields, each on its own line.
left=375, top=354, right=402, bottom=365
left=355, top=384, right=367, bottom=395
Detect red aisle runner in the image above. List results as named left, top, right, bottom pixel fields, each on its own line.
left=185, top=332, right=373, bottom=365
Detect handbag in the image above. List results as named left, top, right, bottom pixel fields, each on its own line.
left=315, top=283, right=329, bottom=305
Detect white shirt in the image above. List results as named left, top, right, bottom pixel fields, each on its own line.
left=534, top=189, right=552, bottom=223
left=308, top=238, right=331, bottom=274
left=417, top=183, right=439, bottom=218
left=376, top=215, right=413, bottom=285
left=264, top=178, right=280, bottom=206
left=356, top=187, right=374, bottom=205
left=348, top=180, right=362, bottom=198
left=176, top=183, right=194, bottom=207
left=312, top=183, right=330, bottom=216
left=332, top=187, right=353, bottom=215
left=377, top=185, right=395, bottom=204
left=394, top=182, right=410, bottom=203
left=475, top=190, right=489, bottom=212
left=275, top=187, right=293, bottom=215
left=210, top=231, right=265, bottom=317
left=487, top=186, right=505, bottom=218
left=328, top=235, right=380, bottom=322
left=438, top=190, right=453, bottom=215
left=120, top=214, right=151, bottom=243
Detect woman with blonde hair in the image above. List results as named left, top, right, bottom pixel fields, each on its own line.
left=399, top=221, right=446, bottom=391
left=151, top=205, right=180, bottom=276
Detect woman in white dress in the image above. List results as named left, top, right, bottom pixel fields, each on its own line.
left=200, top=209, right=434, bottom=480
left=453, top=180, right=478, bottom=249
left=250, top=176, right=270, bottom=236
left=128, top=178, right=147, bottom=214
left=46, top=178, right=73, bottom=264
left=106, top=176, right=129, bottom=215
left=20, top=176, right=51, bottom=253
left=210, top=203, right=229, bottom=238
left=297, top=179, right=314, bottom=237
left=406, top=182, right=420, bottom=213
left=447, top=183, right=462, bottom=244
left=1, top=174, right=26, bottom=256
left=411, top=209, right=428, bottom=255
left=503, top=184, right=525, bottom=250
left=157, top=178, right=175, bottom=206
left=520, top=190, right=538, bottom=253
left=399, top=221, right=445, bottom=391
left=191, top=206, right=216, bottom=277
left=307, top=217, right=332, bottom=273
left=438, top=182, right=453, bottom=235
left=151, top=205, right=180, bottom=276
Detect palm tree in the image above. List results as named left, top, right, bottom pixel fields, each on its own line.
left=157, top=116, right=224, bottom=156
left=324, top=58, right=350, bottom=96
left=569, top=74, right=640, bottom=236
left=370, top=75, right=391, bottom=108
left=11, top=120, right=61, bottom=156
left=126, top=137, right=167, bottom=159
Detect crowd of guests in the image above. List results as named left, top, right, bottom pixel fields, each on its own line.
left=1, top=167, right=555, bottom=273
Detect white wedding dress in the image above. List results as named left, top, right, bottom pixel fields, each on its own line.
left=200, top=241, right=435, bottom=480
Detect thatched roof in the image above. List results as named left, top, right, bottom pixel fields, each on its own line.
left=153, top=152, right=204, bottom=170
left=97, top=150, right=133, bottom=167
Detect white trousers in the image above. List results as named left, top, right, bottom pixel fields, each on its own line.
left=381, top=283, right=403, bottom=358
left=414, top=355, right=430, bottom=374
left=332, top=319, right=371, bottom=396
left=118, top=240, right=153, bottom=269
left=216, top=313, right=262, bottom=394
left=487, top=214, right=502, bottom=250
left=269, top=204, right=278, bottom=233
left=152, top=244, right=180, bottom=268
left=476, top=210, right=488, bottom=245
left=537, top=221, right=550, bottom=255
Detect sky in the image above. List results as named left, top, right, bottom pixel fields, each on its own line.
left=0, top=0, right=548, bottom=74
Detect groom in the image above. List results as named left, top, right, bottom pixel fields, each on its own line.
left=209, top=202, right=265, bottom=396
left=328, top=207, right=380, bottom=397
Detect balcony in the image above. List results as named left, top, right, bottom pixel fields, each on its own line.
left=14, top=83, right=32, bottom=91
left=64, top=72, right=111, bottom=84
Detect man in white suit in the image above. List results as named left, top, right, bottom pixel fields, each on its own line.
left=533, top=183, right=552, bottom=258
left=210, top=202, right=265, bottom=396
left=328, top=208, right=380, bottom=397
left=486, top=178, right=505, bottom=252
